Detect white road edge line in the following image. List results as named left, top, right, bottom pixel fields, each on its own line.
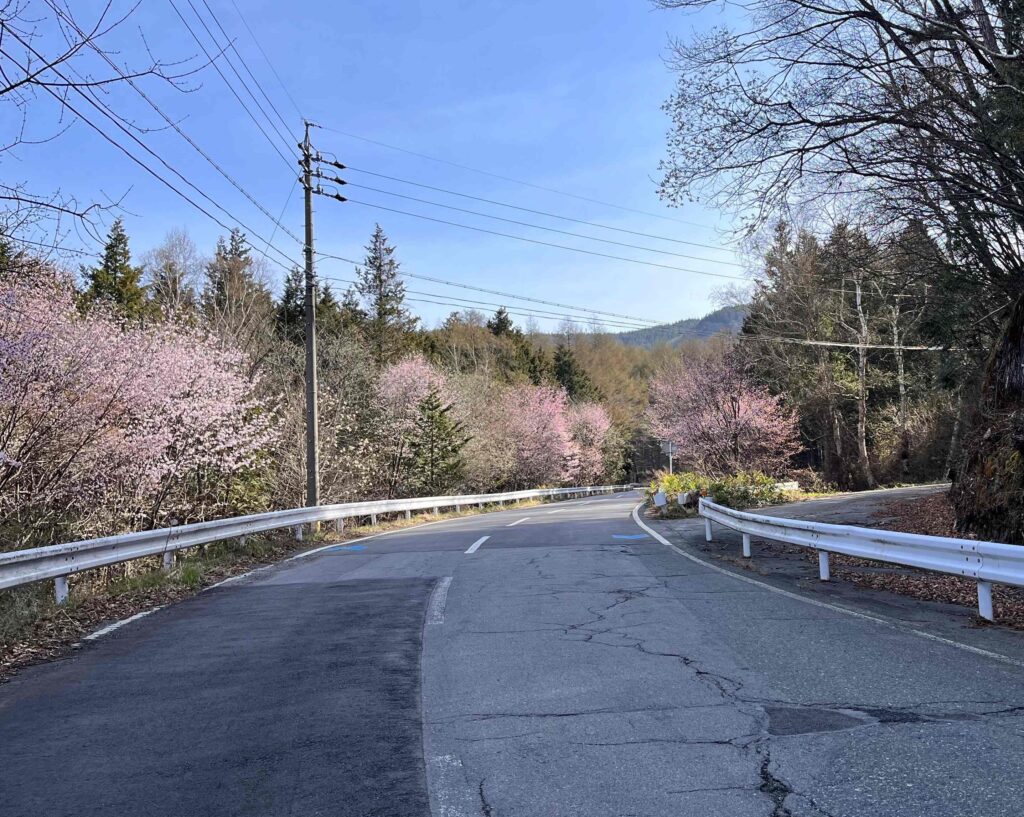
left=547, top=509, right=566, bottom=514
left=631, top=501, right=1024, bottom=670
left=427, top=576, right=453, bottom=625
left=465, top=536, right=489, bottom=554
left=82, top=607, right=164, bottom=642
left=507, top=517, right=530, bottom=527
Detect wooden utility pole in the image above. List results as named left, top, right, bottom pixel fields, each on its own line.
left=301, top=121, right=320, bottom=510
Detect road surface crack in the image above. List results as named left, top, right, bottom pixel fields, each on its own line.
left=477, top=779, right=494, bottom=817
left=759, top=749, right=794, bottom=817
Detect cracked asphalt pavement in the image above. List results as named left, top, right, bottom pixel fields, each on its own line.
left=2, top=488, right=1024, bottom=816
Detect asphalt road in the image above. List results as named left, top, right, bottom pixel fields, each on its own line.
left=2, top=488, right=1024, bottom=816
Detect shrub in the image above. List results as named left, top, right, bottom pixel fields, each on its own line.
left=646, top=470, right=786, bottom=514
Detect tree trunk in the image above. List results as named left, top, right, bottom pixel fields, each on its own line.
left=854, top=278, right=876, bottom=488
left=950, top=291, right=1024, bottom=543
left=893, top=312, right=909, bottom=481
left=944, top=388, right=964, bottom=481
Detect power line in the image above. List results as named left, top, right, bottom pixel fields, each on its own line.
left=0, top=36, right=296, bottom=272
left=317, top=125, right=720, bottom=230
left=402, top=296, right=655, bottom=331
left=44, top=0, right=304, bottom=249
left=166, top=0, right=295, bottom=173
left=197, top=0, right=297, bottom=142
left=183, top=0, right=296, bottom=154
left=316, top=171, right=743, bottom=268
left=227, top=0, right=304, bottom=118
left=338, top=163, right=737, bottom=255
left=737, top=335, right=947, bottom=351
left=318, top=274, right=657, bottom=330
left=315, top=250, right=667, bottom=325
left=329, top=195, right=747, bottom=282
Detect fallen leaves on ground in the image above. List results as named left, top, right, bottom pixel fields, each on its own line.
left=829, top=492, right=1024, bottom=629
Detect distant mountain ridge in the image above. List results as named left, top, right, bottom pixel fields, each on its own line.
left=615, top=306, right=747, bottom=349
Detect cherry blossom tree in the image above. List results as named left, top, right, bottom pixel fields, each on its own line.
left=647, top=358, right=801, bottom=477
left=568, top=403, right=613, bottom=484
left=500, top=385, right=576, bottom=488
left=377, top=355, right=450, bottom=497
left=0, top=268, right=276, bottom=546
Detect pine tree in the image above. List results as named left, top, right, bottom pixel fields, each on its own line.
left=553, top=343, right=601, bottom=401
left=203, top=228, right=268, bottom=314
left=354, top=224, right=418, bottom=366
left=487, top=307, right=515, bottom=336
left=275, top=267, right=347, bottom=343
left=83, top=218, right=151, bottom=320
left=408, top=389, right=468, bottom=495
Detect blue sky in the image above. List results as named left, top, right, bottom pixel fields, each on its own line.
left=14, top=0, right=744, bottom=330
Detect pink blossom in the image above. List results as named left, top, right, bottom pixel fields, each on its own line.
left=647, top=357, right=801, bottom=476
left=567, top=402, right=612, bottom=484
left=0, top=271, right=277, bottom=542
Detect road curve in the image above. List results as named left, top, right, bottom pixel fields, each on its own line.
left=2, top=489, right=1024, bottom=817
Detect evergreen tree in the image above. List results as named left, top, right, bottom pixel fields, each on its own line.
left=408, top=389, right=469, bottom=495
left=553, top=343, right=602, bottom=401
left=83, top=218, right=151, bottom=320
left=275, top=267, right=347, bottom=343
left=275, top=266, right=305, bottom=343
left=339, top=286, right=368, bottom=333
left=354, top=224, right=418, bottom=366
left=203, top=228, right=269, bottom=315
left=487, top=307, right=515, bottom=336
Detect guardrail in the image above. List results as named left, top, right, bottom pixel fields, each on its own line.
left=699, top=497, right=1024, bottom=621
left=2, top=485, right=632, bottom=604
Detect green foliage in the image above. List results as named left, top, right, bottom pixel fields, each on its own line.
left=646, top=470, right=785, bottom=512
left=354, top=224, right=418, bottom=366
left=408, top=389, right=469, bottom=496
left=554, top=343, right=602, bottom=401
left=202, top=229, right=271, bottom=315
left=275, top=266, right=348, bottom=344
left=487, top=307, right=514, bottom=336
left=82, top=218, right=153, bottom=320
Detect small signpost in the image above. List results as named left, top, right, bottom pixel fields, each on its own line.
left=659, top=441, right=676, bottom=474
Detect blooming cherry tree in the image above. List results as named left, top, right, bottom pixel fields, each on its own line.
left=567, top=402, right=613, bottom=484
left=0, top=271, right=276, bottom=544
left=647, top=357, right=801, bottom=476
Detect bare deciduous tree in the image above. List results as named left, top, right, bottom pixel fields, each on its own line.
left=0, top=0, right=200, bottom=242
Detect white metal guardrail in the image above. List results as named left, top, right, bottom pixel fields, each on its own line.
left=699, top=497, right=1024, bottom=621
left=1, top=485, right=632, bottom=604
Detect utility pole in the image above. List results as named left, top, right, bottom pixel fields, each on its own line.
left=301, top=121, right=320, bottom=510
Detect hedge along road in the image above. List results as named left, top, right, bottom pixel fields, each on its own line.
left=2, top=489, right=1024, bottom=816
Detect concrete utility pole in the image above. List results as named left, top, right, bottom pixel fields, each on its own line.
left=301, top=121, right=320, bottom=510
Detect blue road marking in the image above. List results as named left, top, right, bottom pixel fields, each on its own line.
left=325, top=544, right=368, bottom=552
left=611, top=534, right=648, bottom=540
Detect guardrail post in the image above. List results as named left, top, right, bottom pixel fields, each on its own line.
left=294, top=525, right=303, bottom=542
left=478, top=501, right=484, bottom=509
left=370, top=513, right=377, bottom=526
left=405, top=510, right=412, bottom=520
left=433, top=506, right=440, bottom=515
left=54, top=575, right=69, bottom=604
left=704, top=519, right=713, bottom=542
left=334, top=518, right=344, bottom=534
left=978, top=581, right=994, bottom=621
left=742, top=534, right=751, bottom=558
left=818, top=551, right=831, bottom=581
left=162, top=551, right=174, bottom=571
